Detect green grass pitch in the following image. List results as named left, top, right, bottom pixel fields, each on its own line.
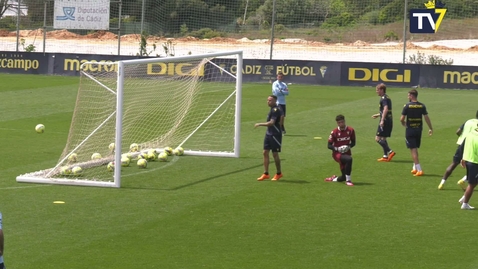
left=0, top=73, right=477, bottom=269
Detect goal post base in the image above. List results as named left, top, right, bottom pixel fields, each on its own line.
left=16, top=176, right=118, bottom=188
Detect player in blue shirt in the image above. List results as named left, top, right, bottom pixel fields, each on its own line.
left=255, top=95, right=284, bottom=181
left=272, top=72, right=289, bottom=135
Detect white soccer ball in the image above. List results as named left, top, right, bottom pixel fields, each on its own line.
left=35, top=124, right=45, bottom=133
left=91, top=153, right=102, bottom=160
left=137, top=158, right=148, bottom=168
left=338, top=145, right=350, bottom=153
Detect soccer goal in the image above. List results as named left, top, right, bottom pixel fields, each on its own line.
left=16, top=50, right=243, bottom=188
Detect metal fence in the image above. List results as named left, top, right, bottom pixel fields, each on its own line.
left=1, top=0, right=477, bottom=65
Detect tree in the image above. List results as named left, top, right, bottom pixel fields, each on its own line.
left=0, top=0, right=17, bottom=18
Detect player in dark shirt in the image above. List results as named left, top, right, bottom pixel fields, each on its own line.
left=372, top=83, right=396, bottom=162
left=324, top=114, right=356, bottom=186
left=255, top=95, right=284, bottom=181
left=400, top=89, right=433, bottom=177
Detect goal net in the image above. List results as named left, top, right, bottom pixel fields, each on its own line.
left=16, top=50, right=243, bottom=187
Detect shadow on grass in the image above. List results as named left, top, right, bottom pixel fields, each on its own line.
left=160, top=163, right=266, bottom=191
left=275, top=179, right=310, bottom=184
left=350, top=182, right=374, bottom=186
left=283, top=134, right=308, bottom=137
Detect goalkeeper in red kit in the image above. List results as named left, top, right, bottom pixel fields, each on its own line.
left=325, top=114, right=356, bottom=186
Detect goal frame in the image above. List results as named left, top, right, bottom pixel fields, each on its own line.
left=16, top=50, right=243, bottom=188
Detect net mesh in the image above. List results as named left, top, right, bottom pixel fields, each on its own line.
left=1, top=1, right=477, bottom=65
left=17, top=52, right=240, bottom=185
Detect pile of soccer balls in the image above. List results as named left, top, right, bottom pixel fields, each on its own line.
left=105, top=143, right=184, bottom=172
left=60, top=143, right=184, bottom=176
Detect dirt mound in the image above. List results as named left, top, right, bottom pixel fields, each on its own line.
left=47, top=29, right=79, bottom=39
left=121, top=34, right=140, bottom=42
left=352, top=40, right=370, bottom=47
left=172, top=36, right=200, bottom=42
left=208, top=37, right=237, bottom=43
left=467, top=45, right=478, bottom=51
left=0, top=29, right=14, bottom=37
left=427, top=44, right=460, bottom=51
left=19, top=29, right=44, bottom=37
left=397, top=41, right=422, bottom=49
left=85, top=30, right=117, bottom=40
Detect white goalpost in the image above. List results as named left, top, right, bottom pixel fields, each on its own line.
left=16, top=50, right=243, bottom=188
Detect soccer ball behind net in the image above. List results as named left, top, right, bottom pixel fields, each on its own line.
left=107, top=162, right=115, bottom=172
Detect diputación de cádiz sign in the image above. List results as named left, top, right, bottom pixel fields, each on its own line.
left=54, top=0, right=110, bottom=30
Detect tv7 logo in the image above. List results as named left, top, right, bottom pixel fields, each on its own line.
left=410, top=1, right=447, bottom=33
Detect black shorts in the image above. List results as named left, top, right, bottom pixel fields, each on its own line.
left=453, top=145, right=464, bottom=164
left=405, top=128, right=422, bottom=149
left=465, top=161, right=478, bottom=184
left=376, top=120, right=393, bottom=137
left=278, top=104, right=286, bottom=117
left=264, top=134, right=282, bottom=152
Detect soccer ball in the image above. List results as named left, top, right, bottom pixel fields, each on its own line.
left=71, top=166, right=82, bottom=175
left=68, top=153, right=78, bottom=163
left=60, top=166, right=71, bottom=175
left=137, top=158, right=148, bottom=168
left=147, top=149, right=157, bottom=161
left=122, top=153, right=133, bottom=160
left=164, top=147, right=173, bottom=156
left=175, top=147, right=184, bottom=156
left=91, top=153, right=102, bottom=160
left=107, top=162, right=115, bottom=172
left=121, top=157, right=131, bottom=167
left=138, top=152, right=148, bottom=160
left=158, top=152, right=168, bottom=162
left=109, top=143, right=115, bottom=152
left=130, top=143, right=139, bottom=152
left=338, top=145, right=350, bottom=153
left=35, top=124, right=45, bottom=133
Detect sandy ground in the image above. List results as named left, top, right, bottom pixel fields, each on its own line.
left=1, top=29, right=478, bottom=65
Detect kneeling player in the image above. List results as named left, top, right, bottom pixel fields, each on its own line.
left=325, top=114, right=356, bottom=186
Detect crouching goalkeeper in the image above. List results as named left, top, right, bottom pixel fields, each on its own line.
left=324, top=114, right=356, bottom=186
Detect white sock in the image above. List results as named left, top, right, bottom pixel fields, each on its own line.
left=461, top=175, right=468, bottom=182
left=412, top=164, right=416, bottom=170
left=346, top=175, right=351, bottom=182
left=440, top=179, right=446, bottom=185
left=415, top=164, right=422, bottom=171
left=333, top=177, right=338, bottom=182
